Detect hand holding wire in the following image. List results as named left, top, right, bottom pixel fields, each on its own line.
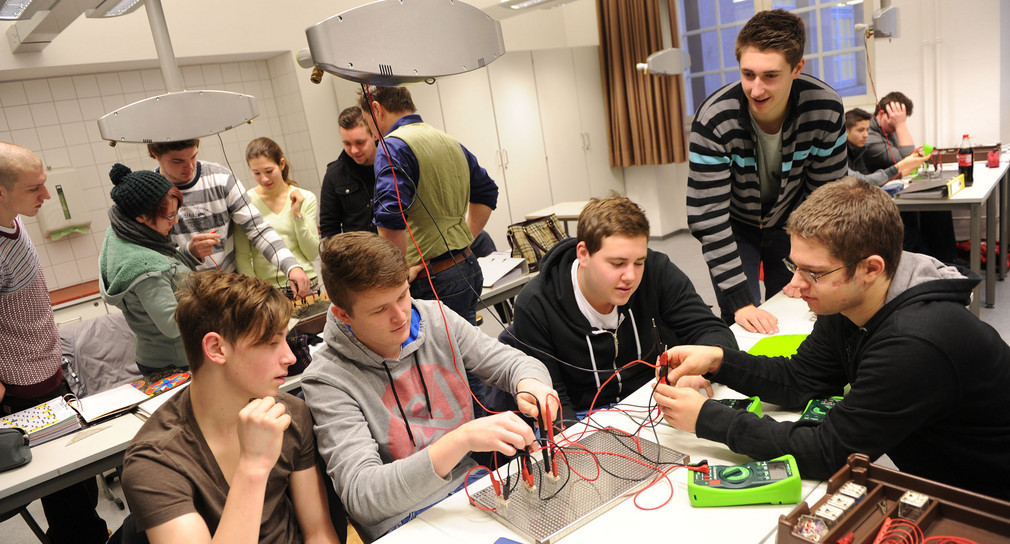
left=188, top=230, right=221, bottom=260
left=465, top=412, right=536, bottom=456
left=287, top=266, right=311, bottom=299
left=664, top=345, right=724, bottom=386
left=515, top=379, right=559, bottom=423
left=652, top=384, right=707, bottom=433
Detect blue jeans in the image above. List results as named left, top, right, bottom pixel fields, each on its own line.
left=712, top=220, right=792, bottom=324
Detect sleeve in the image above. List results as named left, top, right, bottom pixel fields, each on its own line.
left=233, top=222, right=255, bottom=278
left=284, top=395, right=318, bottom=472
left=510, top=290, right=577, bottom=420
left=121, top=442, right=199, bottom=532
left=319, top=164, right=343, bottom=238
left=803, top=103, right=849, bottom=190
left=695, top=326, right=957, bottom=480
left=301, top=372, right=451, bottom=526
left=848, top=166, right=898, bottom=187
left=686, top=114, right=754, bottom=314
left=462, top=144, right=497, bottom=209
left=372, top=139, right=420, bottom=231
left=863, top=129, right=912, bottom=173
left=134, top=275, right=181, bottom=338
left=292, top=189, right=320, bottom=262
left=226, top=173, right=299, bottom=274
left=654, top=254, right=738, bottom=350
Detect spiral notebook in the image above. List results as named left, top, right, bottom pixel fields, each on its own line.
left=0, top=396, right=81, bottom=446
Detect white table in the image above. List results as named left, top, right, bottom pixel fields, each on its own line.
left=894, top=161, right=1010, bottom=315
left=525, top=201, right=589, bottom=235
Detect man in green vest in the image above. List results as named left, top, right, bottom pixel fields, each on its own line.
left=357, top=86, right=498, bottom=326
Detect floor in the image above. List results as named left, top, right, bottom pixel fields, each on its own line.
left=5, top=230, right=1010, bottom=543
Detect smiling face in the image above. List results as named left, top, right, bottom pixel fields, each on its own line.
left=340, top=125, right=377, bottom=166
left=0, top=167, right=49, bottom=227
left=248, top=156, right=287, bottom=193
left=333, top=281, right=412, bottom=359
left=739, top=47, right=804, bottom=131
left=576, top=234, right=648, bottom=315
left=153, top=146, right=199, bottom=185
left=225, top=329, right=296, bottom=398
left=846, top=120, right=870, bottom=147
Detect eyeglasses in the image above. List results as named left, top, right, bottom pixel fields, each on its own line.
left=783, top=256, right=865, bottom=284
left=163, top=212, right=178, bottom=221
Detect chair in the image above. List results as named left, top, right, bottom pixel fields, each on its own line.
left=0, top=507, right=50, bottom=543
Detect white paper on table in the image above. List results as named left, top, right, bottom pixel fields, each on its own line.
left=477, top=252, right=529, bottom=288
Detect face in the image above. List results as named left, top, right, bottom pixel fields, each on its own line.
left=0, top=167, right=49, bottom=222
left=248, top=156, right=286, bottom=192
left=340, top=125, right=377, bottom=166
left=137, top=197, right=180, bottom=237
left=739, top=47, right=804, bottom=126
left=334, top=282, right=412, bottom=359
left=785, top=235, right=863, bottom=317
left=576, top=234, right=648, bottom=314
left=846, top=120, right=870, bottom=147
left=225, top=330, right=296, bottom=398
left=154, top=146, right=199, bottom=185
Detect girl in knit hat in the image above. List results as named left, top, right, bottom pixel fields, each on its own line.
left=235, top=137, right=320, bottom=295
left=99, top=163, right=199, bottom=375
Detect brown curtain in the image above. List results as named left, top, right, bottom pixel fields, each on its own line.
left=597, top=0, right=687, bottom=167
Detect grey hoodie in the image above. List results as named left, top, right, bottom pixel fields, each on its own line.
left=301, top=299, right=551, bottom=542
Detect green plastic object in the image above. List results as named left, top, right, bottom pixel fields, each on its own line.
left=746, top=334, right=808, bottom=358
left=714, top=396, right=763, bottom=418
left=799, top=396, right=844, bottom=422
left=688, top=454, right=802, bottom=507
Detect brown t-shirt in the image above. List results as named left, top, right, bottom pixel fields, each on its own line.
left=122, top=389, right=316, bottom=542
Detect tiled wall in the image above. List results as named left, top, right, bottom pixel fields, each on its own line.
left=0, top=54, right=320, bottom=290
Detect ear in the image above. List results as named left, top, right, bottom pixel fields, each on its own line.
left=331, top=304, right=354, bottom=326
left=791, top=58, right=806, bottom=78
left=575, top=241, right=590, bottom=267
left=202, top=332, right=229, bottom=368
left=862, top=255, right=887, bottom=283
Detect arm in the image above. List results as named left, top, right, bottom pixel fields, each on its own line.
left=291, top=190, right=321, bottom=262
left=377, top=226, right=407, bottom=255
left=233, top=225, right=255, bottom=278
left=319, top=165, right=343, bottom=238
left=372, top=138, right=419, bottom=233
left=466, top=203, right=492, bottom=240
left=134, top=275, right=181, bottom=338
left=462, top=143, right=498, bottom=212
left=426, top=412, right=536, bottom=477
left=289, top=466, right=341, bottom=544
left=885, top=102, right=914, bottom=147
left=226, top=173, right=299, bottom=275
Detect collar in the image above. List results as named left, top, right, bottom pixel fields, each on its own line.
left=156, top=161, right=202, bottom=191
left=386, top=113, right=424, bottom=136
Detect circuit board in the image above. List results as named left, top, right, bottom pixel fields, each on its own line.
left=470, top=431, right=689, bottom=544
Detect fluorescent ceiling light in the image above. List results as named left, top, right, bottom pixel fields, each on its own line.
left=0, top=0, right=57, bottom=20
left=86, top=0, right=144, bottom=18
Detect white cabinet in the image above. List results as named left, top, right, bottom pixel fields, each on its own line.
left=53, top=296, right=109, bottom=329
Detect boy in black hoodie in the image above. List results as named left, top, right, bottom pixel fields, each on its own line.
left=510, top=196, right=736, bottom=423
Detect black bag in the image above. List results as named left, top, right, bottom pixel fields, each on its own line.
left=0, top=427, right=32, bottom=472
left=506, top=214, right=567, bottom=272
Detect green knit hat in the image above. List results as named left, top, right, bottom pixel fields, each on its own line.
left=109, top=163, right=174, bottom=219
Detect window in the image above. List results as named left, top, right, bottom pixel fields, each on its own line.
left=677, top=0, right=872, bottom=116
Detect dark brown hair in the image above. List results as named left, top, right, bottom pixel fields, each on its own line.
left=874, top=91, right=913, bottom=117
left=245, top=137, right=295, bottom=186
left=338, top=106, right=370, bottom=132
left=844, top=108, right=872, bottom=129
left=356, top=85, right=416, bottom=115
left=735, top=9, right=806, bottom=68
left=147, top=139, right=200, bottom=159
left=577, top=196, right=650, bottom=255
left=175, top=271, right=292, bottom=372
left=320, top=232, right=409, bottom=316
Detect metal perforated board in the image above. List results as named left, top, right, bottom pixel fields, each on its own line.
left=470, top=431, right=689, bottom=544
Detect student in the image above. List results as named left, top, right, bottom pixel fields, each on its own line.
left=510, top=196, right=737, bottom=421
left=358, top=85, right=498, bottom=325
left=121, top=271, right=340, bottom=543
left=320, top=107, right=378, bottom=237
left=147, top=139, right=311, bottom=296
left=857, top=92, right=956, bottom=264
left=236, top=137, right=320, bottom=293
left=100, top=164, right=197, bottom=374
left=687, top=9, right=847, bottom=334
left=654, top=177, right=1010, bottom=499
left=0, top=142, right=108, bottom=543
left=845, top=108, right=930, bottom=186
left=301, top=232, right=555, bottom=542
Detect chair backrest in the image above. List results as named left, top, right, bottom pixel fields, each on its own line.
left=60, top=312, right=141, bottom=397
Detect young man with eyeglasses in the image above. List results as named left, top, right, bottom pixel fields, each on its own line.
left=653, top=177, right=1010, bottom=500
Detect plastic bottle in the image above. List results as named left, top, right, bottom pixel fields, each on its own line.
left=958, top=134, right=974, bottom=186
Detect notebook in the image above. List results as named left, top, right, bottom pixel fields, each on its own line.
left=898, top=170, right=964, bottom=199
left=0, top=396, right=82, bottom=446
left=68, top=384, right=150, bottom=424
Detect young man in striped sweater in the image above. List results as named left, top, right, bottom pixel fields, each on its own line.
left=0, top=142, right=109, bottom=542
left=147, top=140, right=311, bottom=297
left=687, top=9, right=847, bottom=334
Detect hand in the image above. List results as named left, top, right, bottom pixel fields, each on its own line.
left=0, top=381, right=5, bottom=404
left=781, top=284, right=802, bottom=299
left=464, top=412, right=536, bottom=456
left=895, top=149, right=932, bottom=177
left=734, top=304, right=780, bottom=334
left=408, top=264, right=425, bottom=283
left=663, top=345, right=724, bottom=386
left=884, top=101, right=908, bottom=128
left=289, top=189, right=305, bottom=219
left=237, top=397, right=291, bottom=474
left=515, top=378, right=560, bottom=425
left=652, top=384, right=708, bottom=433
left=188, top=231, right=221, bottom=260
left=674, top=375, right=714, bottom=398
left=287, top=267, right=311, bottom=298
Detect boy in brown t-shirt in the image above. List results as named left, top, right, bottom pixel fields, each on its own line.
left=121, top=271, right=340, bottom=543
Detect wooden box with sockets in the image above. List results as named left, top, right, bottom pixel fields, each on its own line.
left=776, top=453, right=1010, bottom=544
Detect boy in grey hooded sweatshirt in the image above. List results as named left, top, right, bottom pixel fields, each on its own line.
left=302, top=232, right=556, bottom=542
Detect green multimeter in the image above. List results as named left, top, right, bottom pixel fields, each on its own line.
left=688, top=454, right=801, bottom=507
left=714, top=396, right=763, bottom=418
left=799, top=396, right=843, bottom=422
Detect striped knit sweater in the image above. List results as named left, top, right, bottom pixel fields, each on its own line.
left=0, top=216, right=63, bottom=398
left=687, top=73, right=848, bottom=313
left=167, top=161, right=298, bottom=274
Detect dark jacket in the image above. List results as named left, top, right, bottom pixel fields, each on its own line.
left=698, top=251, right=1010, bottom=499
left=511, top=238, right=737, bottom=420
left=319, top=150, right=376, bottom=237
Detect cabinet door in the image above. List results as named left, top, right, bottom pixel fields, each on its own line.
left=532, top=48, right=593, bottom=203
left=573, top=46, right=625, bottom=198
left=437, top=68, right=513, bottom=251
left=487, top=52, right=553, bottom=224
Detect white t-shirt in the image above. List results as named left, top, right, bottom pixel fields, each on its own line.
left=571, top=259, right=620, bottom=330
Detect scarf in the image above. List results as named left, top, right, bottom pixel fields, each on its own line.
left=108, top=205, right=178, bottom=258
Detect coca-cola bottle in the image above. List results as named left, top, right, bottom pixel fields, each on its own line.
left=958, top=134, right=974, bottom=186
